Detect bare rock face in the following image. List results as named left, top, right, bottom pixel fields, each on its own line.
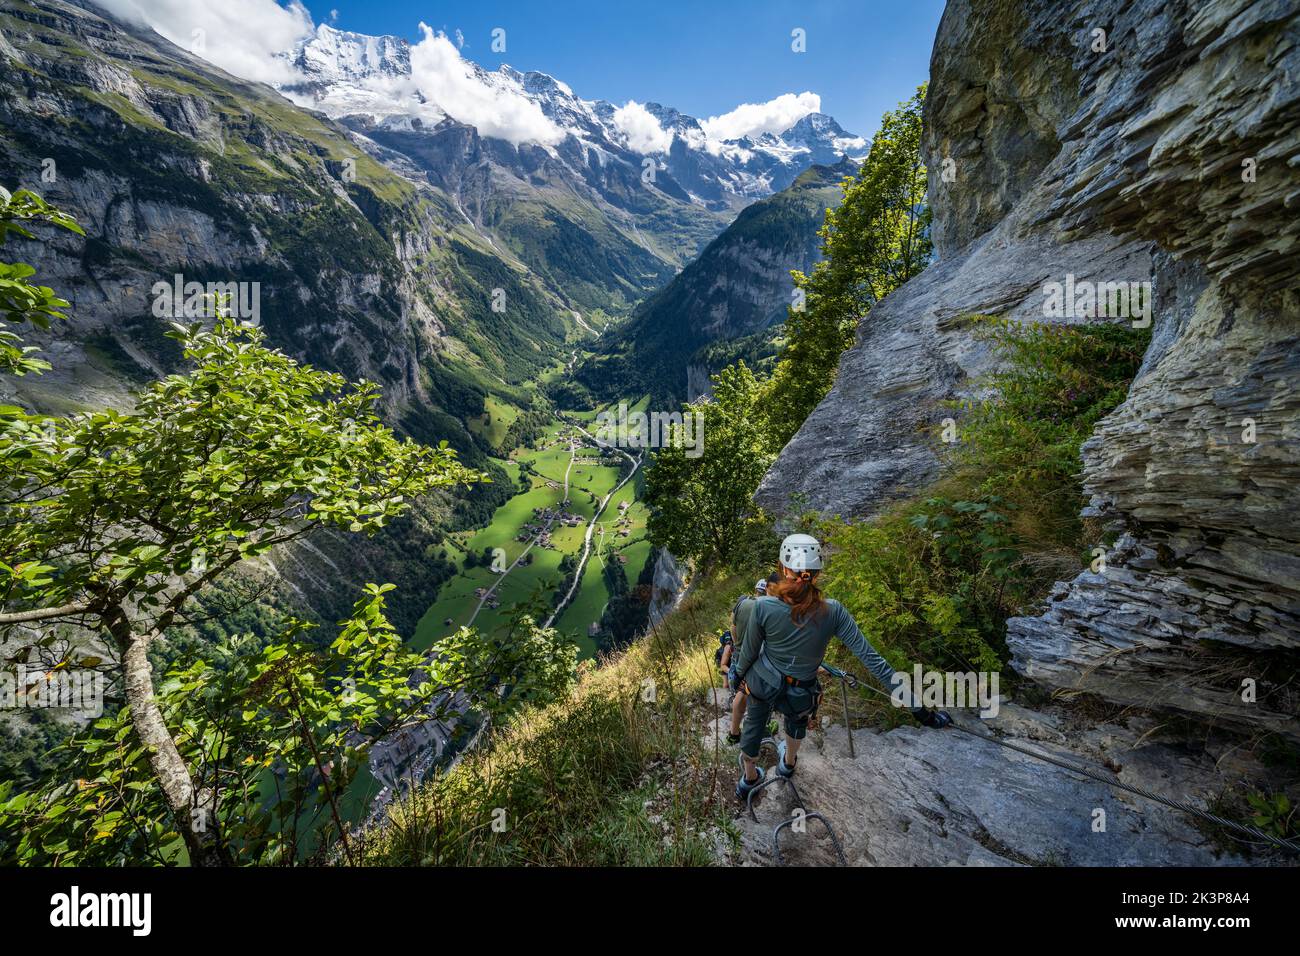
left=1003, top=0, right=1300, bottom=736
left=1010, top=264, right=1300, bottom=739
left=703, top=692, right=1247, bottom=867
left=647, top=549, right=688, bottom=625
left=756, top=0, right=1151, bottom=518
left=758, top=0, right=1300, bottom=737
left=753, top=169, right=1151, bottom=518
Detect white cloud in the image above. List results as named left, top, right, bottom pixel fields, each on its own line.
left=701, top=91, right=821, bottom=142
left=92, top=0, right=314, bottom=85
left=404, top=24, right=562, bottom=146
left=611, top=101, right=673, bottom=154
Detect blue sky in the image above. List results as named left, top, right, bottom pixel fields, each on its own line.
left=317, top=0, right=946, bottom=137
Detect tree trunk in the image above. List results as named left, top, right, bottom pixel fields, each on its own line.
left=286, top=677, right=355, bottom=865
left=121, top=630, right=233, bottom=866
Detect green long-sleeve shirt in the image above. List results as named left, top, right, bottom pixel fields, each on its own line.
left=732, top=594, right=757, bottom=639
left=736, top=595, right=913, bottom=707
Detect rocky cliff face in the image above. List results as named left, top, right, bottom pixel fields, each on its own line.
left=704, top=692, right=1247, bottom=866
left=759, top=0, right=1299, bottom=739
left=647, top=549, right=688, bottom=626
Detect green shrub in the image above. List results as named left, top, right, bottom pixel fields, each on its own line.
left=949, top=318, right=1151, bottom=546
left=818, top=497, right=1015, bottom=677
left=817, top=320, right=1150, bottom=682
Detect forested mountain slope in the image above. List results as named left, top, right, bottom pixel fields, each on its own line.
left=575, top=160, right=854, bottom=404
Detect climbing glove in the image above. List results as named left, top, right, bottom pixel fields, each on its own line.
left=912, top=706, right=953, bottom=729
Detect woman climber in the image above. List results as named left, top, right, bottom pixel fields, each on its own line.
left=731, top=533, right=952, bottom=798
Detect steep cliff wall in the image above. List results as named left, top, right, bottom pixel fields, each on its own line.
left=758, top=0, right=1299, bottom=737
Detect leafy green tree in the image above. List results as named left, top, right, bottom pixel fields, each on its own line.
left=644, top=363, right=775, bottom=566
left=0, top=585, right=575, bottom=865
left=0, top=189, right=556, bottom=865
left=0, top=186, right=84, bottom=375
left=0, top=313, right=488, bottom=864
left=601, top=545, right=629, bottom=600
left=764, top=85, right=931, bottom=445
left=643, top=89, right=931, bottom=571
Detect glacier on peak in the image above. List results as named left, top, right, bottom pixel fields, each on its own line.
left=276, top=22, right=867, bottom=199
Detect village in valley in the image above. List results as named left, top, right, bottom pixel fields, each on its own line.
left=355, top=410, right=656, bottom=806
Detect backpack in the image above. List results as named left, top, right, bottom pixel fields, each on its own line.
left=713, top=629, right=733, bottom=667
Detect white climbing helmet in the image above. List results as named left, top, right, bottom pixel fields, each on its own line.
left=779, top=533, right=823, bottom=572
left=755, top=578, right=769, bottom=594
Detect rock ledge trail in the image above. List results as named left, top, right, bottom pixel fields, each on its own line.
left=701, top=687, right=1268, bottom=867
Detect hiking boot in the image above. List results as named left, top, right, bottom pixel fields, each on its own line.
left=776, top=739, right=796, bottom=779
left=735, top=764, right=765, bottom=799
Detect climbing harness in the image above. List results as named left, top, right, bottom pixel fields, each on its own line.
left=824, top=668, right=1300, bottom=854
left=731, top=663, right=849, bottom=864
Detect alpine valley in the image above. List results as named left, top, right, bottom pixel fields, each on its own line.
left=0, top=0, right=863, bottom=635
left=0, top=0, right=866, bottom=807
left=2, top=0, right=1298, bottom=875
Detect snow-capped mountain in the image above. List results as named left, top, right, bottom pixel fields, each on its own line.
left=293, top=24, right=411, bottom=84
left=782, top=113, right=870, bottom=165
left=279, top=24, right=867, bottom=206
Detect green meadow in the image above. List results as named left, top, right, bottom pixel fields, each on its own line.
left=412, top=411, right=652, bottom=659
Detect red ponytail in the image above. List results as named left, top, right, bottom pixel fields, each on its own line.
left=770, top=566, right=826, bottom=625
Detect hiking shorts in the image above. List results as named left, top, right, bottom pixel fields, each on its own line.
left=738, top=657, right=821, bottom=759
